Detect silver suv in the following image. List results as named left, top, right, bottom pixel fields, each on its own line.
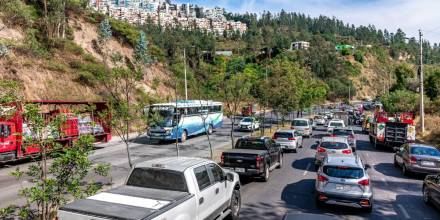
left=315, top=154, right=373, bottom=212
left=315, top=136, right=353, bottom=169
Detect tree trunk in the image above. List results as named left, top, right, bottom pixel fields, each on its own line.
left=230, top=115, right=235, bottom=148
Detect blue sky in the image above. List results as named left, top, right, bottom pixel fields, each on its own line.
left=176, top=0, right=440, bottom=43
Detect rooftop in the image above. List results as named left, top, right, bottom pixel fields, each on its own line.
left=325, top=154, right=360, bottom=167
left=321, top=136, right=348, bottom=143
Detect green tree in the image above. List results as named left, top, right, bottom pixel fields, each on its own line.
left=381, top=90, right=418, bottom=113
left=134, top=31, right=152, bottom=64
left=391, top=63, right=415, bottom=91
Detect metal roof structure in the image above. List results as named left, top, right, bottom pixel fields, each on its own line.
left=151, top=100, right=222, bottom=108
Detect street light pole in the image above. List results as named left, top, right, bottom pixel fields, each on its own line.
left=419, top=29, right=425, bottom=134
left=184, top=48, right=188, bottom=101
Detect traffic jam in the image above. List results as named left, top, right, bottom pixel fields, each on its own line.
left=1, top=100, right=439, bottom=220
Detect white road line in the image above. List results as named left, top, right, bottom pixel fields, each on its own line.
left=303, top=163, right=311, bottom=176
left=397, top=204, right=411, bottom=219
left=380, top=177, right=389, bottom=187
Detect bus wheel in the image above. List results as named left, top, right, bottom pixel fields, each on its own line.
left=180, top=130, right=187, bottom=143
left=207, top=125, right=213, bottom=135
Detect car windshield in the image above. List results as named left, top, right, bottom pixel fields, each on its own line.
left=274, top=132, right=293, bottom=138
left=126, top=168, right=188, bottom=192
left=333, top=129, right=353, bottom=136
left=323, top=166, right=364, bottom=179
left=242, top=118, right=253, bottom=122
left=236, top=140, right=267, bottom=150
left=0, top=124, right=11, bottom=138
left=320, top=142, right=348, bottom=149
left=329, top=122, right=344, bottom=127
left=292, top=120, right=308, bottom=126
left=410, top=147, right=440, bottom=157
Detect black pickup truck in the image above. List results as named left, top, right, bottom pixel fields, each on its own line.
left=221, top=136, right=283, bottom=182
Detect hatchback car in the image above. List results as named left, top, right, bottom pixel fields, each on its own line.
left=331, top=128, right=356, bottom=151
left=326, top=119, right=346, bottom=133
left=423, top=174, right=440, bottom=209
left=273, top=129, right=303, bottom=153
left=315, top=136, right=353, bottom=169
left=314, top=115, right=326, bottom=126
left=238, top=117, right=260, bottom=131
left=394, top=144, right=440, bottom=176
left=291, top=118, right=312, bottom=138
left=315, top=154, right=373, bottom=212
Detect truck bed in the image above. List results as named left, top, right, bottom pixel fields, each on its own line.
left=59, top=186, right=193, bottom=220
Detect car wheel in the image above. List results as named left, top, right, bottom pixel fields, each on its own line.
left=207, top=124, right=213, bottom=135
left=402, top=164, right=411, bottom=176
left=262, top=165, right=270, bottom=182
left=277, top=155, right=283, bottom=169
left=423, top=186, right=431, bottom=205
left=364, top=205, right=373, bottom=213
left=293, top=147, right=298, bottom=153
left=393, top=156, right=399, bottom=167
left=226, top=189, right=241, bottom=220
left=180, top=130, right=187, bottom=143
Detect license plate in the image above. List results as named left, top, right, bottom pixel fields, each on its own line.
left=235, top=168, right=245, bottom=173
left=421, top=161, right=435, bottom=167
left=335, top=184, right=349, bottom=190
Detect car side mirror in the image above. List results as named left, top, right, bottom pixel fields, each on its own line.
left=226, top=172, right=234, bottom=182
left=364, top=164, right=371, bottom=170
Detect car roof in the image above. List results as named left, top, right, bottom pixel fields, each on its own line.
left=239, top=136, right=270, bottom=141
left=329, top=119, right=344, bottom=122
left=135, top=157, right=212, bottom=172
left=408, top=143, right=438, bottom=149
left=324, top=154, right=361, bottom=167
left=294, top=118, right=309, bottom=121
left=276, top=129, right=295, bottom=133
left=321, top=136, right=348, bottom=143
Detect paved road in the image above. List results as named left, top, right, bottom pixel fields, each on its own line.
left=238, top=125, right=440, bottom=220
left=0, top=117, right=254, bottom=208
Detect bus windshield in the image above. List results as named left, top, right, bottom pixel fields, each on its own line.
left=148, top=106, right=177, bottom=127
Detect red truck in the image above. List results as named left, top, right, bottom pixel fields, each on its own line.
left=242, top=104, right=257, bottom=116
left=368, top=111, right=416, bottom=149
left=0, top=100, right=112, bottom=163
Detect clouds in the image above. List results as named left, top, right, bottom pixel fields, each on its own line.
left=178, top=0, right=440, bottom=42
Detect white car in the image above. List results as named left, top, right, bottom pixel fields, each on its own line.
left=273, top=129, right=303, bottom=153
left=239, top=117, right=260, bottom=131
left=291, top=118, right=313, bottom=138
left=326, top=119, right=346, bottom=133
left=58, top=157, right=241, bottom=220
left=314, top=116, right=326, bottom=126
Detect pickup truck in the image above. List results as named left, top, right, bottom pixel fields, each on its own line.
left=58, top=157, right=241, bottom=220
left=221, top=137, right=283, bottom=182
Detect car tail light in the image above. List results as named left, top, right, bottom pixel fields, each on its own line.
left=410, top=156, right=417, bottom=164
left=358, top=179, right=370, bottom=186
left=317, top=147, right=326, bottom=153
left=342, top=149, right=352, bottom=154
left=291, top=126, right=295, bottom=129
left=360, top=199, right=370, bottom=206
left=317, top=175, right=328, bottom=182
left=272, top=135, right=276, bottom=140
left=256, top=156, right=263, bottom=168
left=288, top=137, right=296, bottom=141
left=318, top=194, right=328, bottom=201
left=220, top=153, right=225, bottom=165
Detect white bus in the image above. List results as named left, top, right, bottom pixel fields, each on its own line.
left=147, top=100, right=223, bottom=142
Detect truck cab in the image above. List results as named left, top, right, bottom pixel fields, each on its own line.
left=0, top=122, right=16, bottom=161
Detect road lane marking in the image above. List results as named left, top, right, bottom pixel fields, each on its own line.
left=380, top=177, right=389, bottom=187
left=303, top=163, right=311, bottom=176
left=397, top=204, right=411, bottom=219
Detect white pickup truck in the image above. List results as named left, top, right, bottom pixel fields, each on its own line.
left=58, top=157, right=241, bottom=220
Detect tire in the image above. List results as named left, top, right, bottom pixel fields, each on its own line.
left=393, top=156, right=399, bottom=167
left=423, top=186, right=431, bottom=205
left=180, top=130, right=187, bottom=143
left=226, top=189, right=241, bottom=220
left=293, top=148, right=297, bottom=153
left=402, top=164, right=410, bottom=176
left=364, top=205, right=373, bottom=213
left=207, top=124, right=213, bottom=135
left=261, top=165, right=270, bottom=182
left=277, top=154, right=283, bottom=169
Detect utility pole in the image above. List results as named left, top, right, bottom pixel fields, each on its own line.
left=419, top=29, right=425, bottom=134
left=183, top=48, right=188, bottom=101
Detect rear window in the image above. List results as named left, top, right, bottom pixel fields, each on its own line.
left=0, top=124, right=11, bottom=138
left=329, top=122, right=344, bottom=127
left=320, top=142, right=348, bottom=150
left=236, top=140, right=267, bottom=150
left=274, top=132, right=293, bottom=138
left=126, top=168, right=188, bottom=192
left=410, top=147, right=440, bottom=157
left=242, top=118, right=253, bottom=122
left=323, top=166, right=364, bottom=179
left=333, top=129, right=353, bottom=136
left=292, top=120, right=308, bottom=126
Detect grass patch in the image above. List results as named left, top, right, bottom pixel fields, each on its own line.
left=44, top=60, right=69, bottom=73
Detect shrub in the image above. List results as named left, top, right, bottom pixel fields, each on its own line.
left=381, top=90, right=418, bottom=113
left=0, top=44, right=9, bottom=57
left=83, top=53, right=97, bottom=62
left=109, top=19, right=139, bottom=46
left=24, top=28, right=48, bottom=57
left=0, top=0, right=38, bottom=27
left=354, top=51, right=364, bottom=63
left=44, top=61, right=68, bottom=73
